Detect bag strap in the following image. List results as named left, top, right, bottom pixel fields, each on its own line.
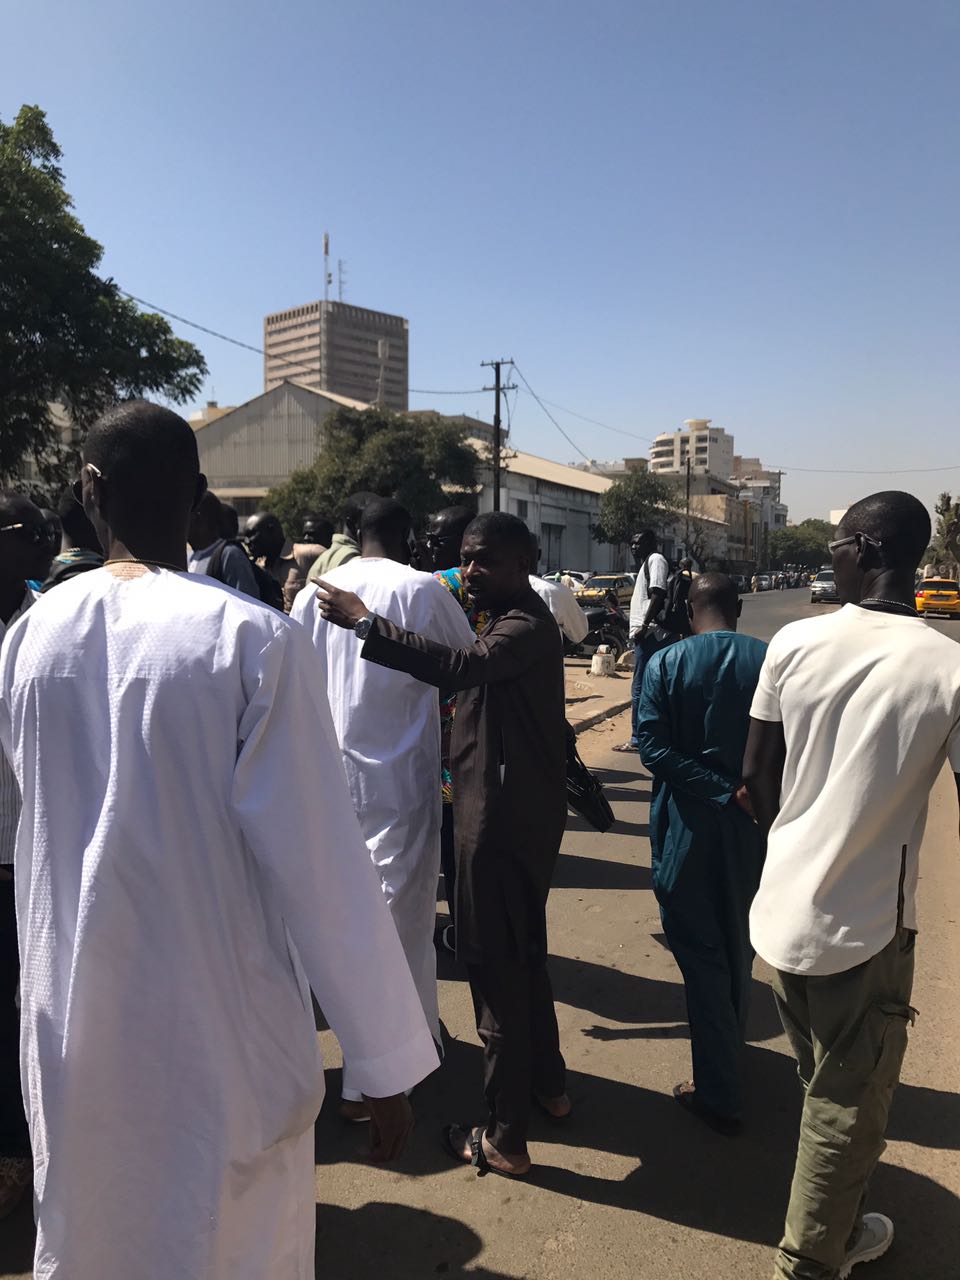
left=206, top=538, right=229, bottom=582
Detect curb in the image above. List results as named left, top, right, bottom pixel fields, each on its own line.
left=569, top=698, right=632, bottom=736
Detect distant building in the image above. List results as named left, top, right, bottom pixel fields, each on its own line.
left=829, top=508, right=849, bottom=526
left=407, top=410, right=499, bottom=448
left=474, top=447, right=617, bottom=573
left=263, top=300, right=409, bottom=412
left=572, top=457, right=648, bottom=480
left=189, top=400, right=236, bottom=431
left=193, top=380, right=371, bottom=516
left=650, top=420, right=735, bottom=477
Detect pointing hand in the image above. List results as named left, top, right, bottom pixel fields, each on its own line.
left=314, top=580, right=369, bottom=629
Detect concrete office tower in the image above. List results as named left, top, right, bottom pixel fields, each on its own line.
left=263, top=300, right=409, bottom=412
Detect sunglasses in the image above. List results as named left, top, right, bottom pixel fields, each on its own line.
left=72, top=462, right=105, bottom=505
left=0, top=523, right=48, bottom=545
left=827, top=532, right=883, bottom=554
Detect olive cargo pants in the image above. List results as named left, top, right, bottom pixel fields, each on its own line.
left=771, top=928, right=916, bottom=1280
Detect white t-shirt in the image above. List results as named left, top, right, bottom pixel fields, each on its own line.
left=529, top=575, right=589, bottom=644
left=628, top=553, right=669, bottom=634
left=749, top=605, right=960, bottom=976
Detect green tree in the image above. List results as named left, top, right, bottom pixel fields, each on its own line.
left=0, top=105, right=206, bottom=490
left=592, top=470, right=683, bottom=545
left=927, top=491, right=960, bottom=565
left=768, top=518, right=834, bottom=568
left=266, top=407, right=479, bottom=530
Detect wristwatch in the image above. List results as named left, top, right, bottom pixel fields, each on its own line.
left=354, top=612, right=377, bottom=641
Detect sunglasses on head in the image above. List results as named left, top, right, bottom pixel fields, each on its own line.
left=72, top=462, right=105, bottom=505
left=827, top=532, right=883, bottom=554
left=0, top=523, right=48, bottom=545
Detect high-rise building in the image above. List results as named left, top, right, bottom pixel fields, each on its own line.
left=263, top=300, right=409, bottom=412
left=649, top=419, right=735, bottom=477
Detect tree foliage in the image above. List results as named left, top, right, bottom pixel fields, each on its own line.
left=768, top=518, right=834, bottom=568
left=592, top=470, right=683, bottom=545
left=265, top=407, right=479, bottom=530
left=927, top=491, right=960, bottom=565
left=0, top=105, right=207, bottom=490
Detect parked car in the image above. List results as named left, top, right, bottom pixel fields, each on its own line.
left=810, top=569, right=839, bottom=604
left=753, top=574, right=772, bottom=592
left=915, top=577, right=960, bottom=618
left=576, top=574, right=636, bottom=607
left=543, top=569, right=592, bottom=587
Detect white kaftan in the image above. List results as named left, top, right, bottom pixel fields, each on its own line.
left=292, top=559, right=474, bottom=1097
left=0, top=568, right=438, bottom=1280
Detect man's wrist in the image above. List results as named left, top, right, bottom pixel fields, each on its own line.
left=354, top=612, right=377, bottom=640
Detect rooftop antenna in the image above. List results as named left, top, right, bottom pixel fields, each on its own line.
left=323, top=232, right=332, bottom=303
left=337, top=258, right=347, bottom=303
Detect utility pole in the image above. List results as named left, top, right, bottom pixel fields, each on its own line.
left=684, top=455, right=692, bottom=556
left=481, top=358, right=516, bottom=512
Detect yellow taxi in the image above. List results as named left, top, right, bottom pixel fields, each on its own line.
left=915, top=578, right=960, bottom=618
left=575, top=573, right=636, bottom=607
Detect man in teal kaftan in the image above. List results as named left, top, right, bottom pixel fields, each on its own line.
left=637, top=573, right=766, bottom=1133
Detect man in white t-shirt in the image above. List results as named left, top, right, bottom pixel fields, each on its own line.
left=615, top=529, right=671, bottom=752
left=527, top=537, right=588, bottom=646
left=743, top=491, right=960, bottom=1280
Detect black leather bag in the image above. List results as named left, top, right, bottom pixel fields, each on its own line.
left=565, top=724, right=615, bottom=832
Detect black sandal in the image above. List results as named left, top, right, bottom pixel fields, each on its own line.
left=442, top=1124, right=529, bottom=1178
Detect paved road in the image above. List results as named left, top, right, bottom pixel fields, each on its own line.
left=1, top=591, right=956, bottom=1279
left=738, top=583, right=960, bottom=646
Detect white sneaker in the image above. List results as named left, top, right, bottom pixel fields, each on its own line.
left=839, top=1213, right=894, bottom=1278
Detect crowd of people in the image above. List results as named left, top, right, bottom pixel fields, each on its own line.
left=0, top=399, right=954, bottom=1280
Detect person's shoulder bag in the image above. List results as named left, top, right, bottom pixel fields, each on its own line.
left=565, top=722, right=615, bottom=832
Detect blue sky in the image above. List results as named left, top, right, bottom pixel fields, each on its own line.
left=3, top=0, right=958, bottom=520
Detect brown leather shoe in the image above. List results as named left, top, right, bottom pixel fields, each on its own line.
left=0, top=1157, right=32, bottom=1220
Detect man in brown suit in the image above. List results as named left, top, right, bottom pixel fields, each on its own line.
left=316, top=511, right=570, bottom=1177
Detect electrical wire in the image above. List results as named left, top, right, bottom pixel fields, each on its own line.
left=515, top=388, right=654, bottom=444
left=119, top=291, right=486, bottom=395
left=119, top=292, right=959, bottom=477
left=511, top=364, right=591, bottom=462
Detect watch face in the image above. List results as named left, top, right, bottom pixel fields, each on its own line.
left=355, top=615, right=372, bottom=639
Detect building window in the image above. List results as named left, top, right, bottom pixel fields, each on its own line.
left=516, top=499, right=528, bottom=519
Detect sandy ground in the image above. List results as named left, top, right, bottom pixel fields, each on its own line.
left=1, top=592, right=957, bottom=1277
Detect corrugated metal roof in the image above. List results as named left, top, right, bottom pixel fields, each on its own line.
left=482, top=446, right=612, bottom=494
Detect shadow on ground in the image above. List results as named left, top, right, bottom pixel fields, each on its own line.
left=315, top=1036, right=960, bottom=1278
left=315, top=1202, right=516, bottom=1279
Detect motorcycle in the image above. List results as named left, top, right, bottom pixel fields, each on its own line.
left=565, top=599, right=629, bottom=660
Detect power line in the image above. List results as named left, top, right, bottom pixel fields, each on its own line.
left=119, top=292, right=959, bottom=477
left=408, top=387, right=488, bottom=395
left=512, top=364, right=591, bottom=462
left=516, top=389, right=654, bottom=444
left=119, top=292, right=486, bottom=395
left=765, top=463, right=960, bottom=475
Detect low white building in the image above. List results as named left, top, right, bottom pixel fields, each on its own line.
left=191, top=384, right=618, bottom=571
left=475, top=448, right=616, bottom=574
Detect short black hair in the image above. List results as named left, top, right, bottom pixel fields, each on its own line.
left=360, top=497, right=412, bottom=543
left=464, top=511, right=531, bottom=557
left=432, top=505, right=476, bottom=538
left=840, top=491, right=932, bottom=570
left=344, top=492, right=379, bottom=526
left=689, top=571, right=738, bottom=617
left=83, top=400, right=199, bottom=527
left=194, top=490, right=223, bottom=524
left=632, top=528, right=657, bottom=545
left=57, top=486, right=102, bottom=553
left=303, top=513, right=334, bottom=545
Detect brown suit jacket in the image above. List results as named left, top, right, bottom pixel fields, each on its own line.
left=363, top=586, right=566, bottom=963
